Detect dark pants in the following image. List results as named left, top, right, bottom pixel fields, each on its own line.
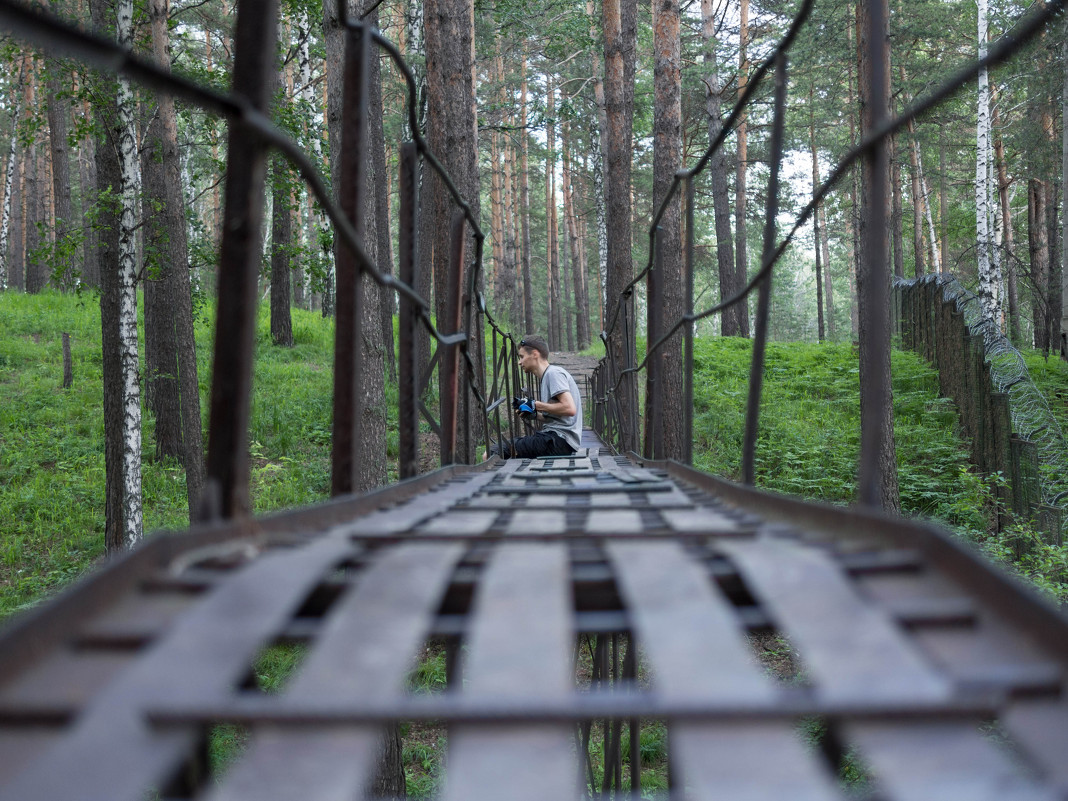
left=490, top=430, right=575, bottom=459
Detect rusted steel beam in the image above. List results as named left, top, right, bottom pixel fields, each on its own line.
left=331, top=22, right=371, bottom=496
left=202, top=0, right=281, bottom=520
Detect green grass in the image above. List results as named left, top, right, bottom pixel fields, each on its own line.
left=0, top=290, right=337, bottom=619
left=690, top=336, right=1068, bottom=604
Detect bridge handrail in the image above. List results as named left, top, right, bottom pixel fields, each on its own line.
left=592, top=0, right=1065, bottom=504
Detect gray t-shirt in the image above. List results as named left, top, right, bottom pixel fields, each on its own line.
left=539, top=364, right=583, bottom=451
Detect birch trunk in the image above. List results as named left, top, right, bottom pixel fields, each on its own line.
left=117, top=0, right=143, bottom=547
left=0, top=68, right=23, bottom=290
left=975, top=0, right=1001, bottom=326
left=589, top=0, right=608, bottom=332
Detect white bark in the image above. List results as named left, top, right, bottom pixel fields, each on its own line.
left=298, top=8, right=327, bottom=303
left=117, top=0, right=144, bottom=547
left=975, top=0, right=1001, bottom=325
left=0, top=70, right=23, bottom=289
left=589, top=0, right=608, bottom=321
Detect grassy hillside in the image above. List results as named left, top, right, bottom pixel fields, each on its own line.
left=2, top=292, right=1066, bottom=618
left=0, top=290, right=340, bottom=617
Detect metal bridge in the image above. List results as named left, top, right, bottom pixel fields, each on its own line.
left=1, top=0, right=1068, bottom=799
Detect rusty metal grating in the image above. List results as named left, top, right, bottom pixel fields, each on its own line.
left=2, top=440, right=1068, bottom=800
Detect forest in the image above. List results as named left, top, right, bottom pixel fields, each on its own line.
left=0, top=0, right=1066, bottom=552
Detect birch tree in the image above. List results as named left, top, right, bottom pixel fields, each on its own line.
left=0, top=66, right=23, bottom=290
left=975, top=0, right=1000, bottom=326
left=117, top=0, right=143, bottom=547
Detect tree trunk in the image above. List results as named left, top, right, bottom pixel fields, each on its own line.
left=589, top=0, right=608, bottom=334
left=809, top=98, right=824, bottom=341
left=991, top=101, right=1018, bottom=341
left=820, top=203, right=836, bottom=338
left=890, top=131, right=904, bottom=278
left=846, top=7, right=859, bottom=338
left=426, top=0, right=482, bottom=463
left=701, top=0, right=737, bottom=337
left=24, top=61, right=44, bottom=294
left=519, top=46, right=534, bottom=334
left=46, top=61, right=74, bottom=289
left=563, top=119, right=589, bottom=350
left=270, top=149, right=294, bottom=347
left=1062, top=12, right=1068, bottom=361
left=1031, top=179, right=1051, bottom=352
left=140, top=0, right=205, bottom=517
left=90, top=0, right=128, bottom=553
left=546, top=75, right=561, bottom=348
left=9, top=145, right=25, bottom=291
left=370, top=11, right=396, bottom=385
left=116, top=0, right=144, bottom=547
left=856, top=0, right=899, bottom=512
left=0, top=67, right=23, bottom=290
left=649, top=0, right=684, bottom=460
left=975, top=0, right=1000, bottom=326
left=734, top=0, right=750, bottom=338
left=602, top=0, right=639, bottom=451
left=906, top=129, right=925, bottom=278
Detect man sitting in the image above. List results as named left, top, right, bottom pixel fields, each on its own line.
left=488, top=335, right=582, bottom=459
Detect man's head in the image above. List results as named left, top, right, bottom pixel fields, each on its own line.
left=517, top=335, right=550, bottom=375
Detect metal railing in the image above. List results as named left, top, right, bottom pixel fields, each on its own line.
left=0, top=0, right=533, bottom=517
left=2, top=0, right=1064, bottom=521
left=591, top=0, right=1066, bottom=508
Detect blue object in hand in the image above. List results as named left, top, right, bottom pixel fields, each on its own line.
left=512, top=396, right=535, bottom=418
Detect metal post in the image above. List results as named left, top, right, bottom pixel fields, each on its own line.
left=330, top=21, right=371, bottom=496
left=202, top=0, right=281, bottom=519
left=398, top=141, right=420, bottom=479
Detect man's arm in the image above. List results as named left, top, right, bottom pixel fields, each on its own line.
left=535, top=391, right=576, bottom=419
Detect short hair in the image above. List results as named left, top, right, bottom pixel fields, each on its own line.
left=519, top=335, right=549, bottom=360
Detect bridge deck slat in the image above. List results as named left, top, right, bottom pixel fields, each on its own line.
left=444, top=543, right=577, bottom=801
left=721, top=538, right=951, bottom=704
left=0, top=536, right=357, bottom=801
left=843, top=720, right=1056, bottom=801
left=608, top=541, right=840, bottom=799
left=208, top=542, right=464, bottom=801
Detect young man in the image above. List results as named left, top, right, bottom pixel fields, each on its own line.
left=489, top=335, right=583, bottom=459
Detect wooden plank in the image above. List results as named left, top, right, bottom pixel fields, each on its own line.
left=418, top=510, right=499, bottom=535
left=720, top=538, right=949, bottom=704
left=444, top=544, right=577, bottom=801
left=607, top=541, right=770, bottom=703
left=607, top=542, right=838, bottom=800
left=1002, top=700, right=1068, bottom=791
left=843, top=720, right=1055, bottom=801
left=0, top=649, right=134, bottom=713
left=506, top=510, right=567, bottom=535
left=0, top=537, right=356, bottom=801
left=340, top=470, right=499, bottom=535
left=209, top=543, right=464, bottom=801
left=660, top=507, right=740, bottom=534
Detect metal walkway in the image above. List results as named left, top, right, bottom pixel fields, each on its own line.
left=2, top=430, right=1068, bottom=800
